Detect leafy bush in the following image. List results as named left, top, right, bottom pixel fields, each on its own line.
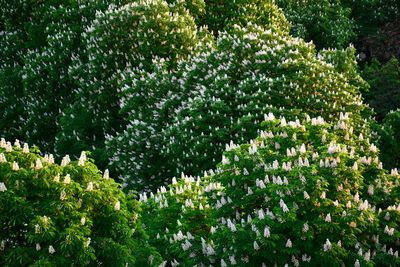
left=56, top=0, right=212, bottom=169
left=202, top=0, right=290, bottom=34
left=0, top=30, right=24, bottom=141
left=276, top=0, right=356, bottom=49
left=109, top=23, right=367, bottom=191
left=379, top=110, right=400, bottom=170
left=362, top=57, right=400, bottom=120
left=143, top=113, right=400, bottom=266
left=342, top=0, right=400, bottom=36
left=0, top=139, right=161, bottom=266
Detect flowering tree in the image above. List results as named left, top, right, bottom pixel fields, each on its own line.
left=202, top=0, right=290, bottom=35
left=0, top=30, right=24, bottom=142
left=276, top=0, right=356, bottom=49
left=109, top=23, right=367, bottom=191
left=0, top=0, right=129, bottom=152
left=56, top=0, right=212, bottom=169
left=0, top=139, right=161, bottom=266
left=142, top=113, right=400, bottom=266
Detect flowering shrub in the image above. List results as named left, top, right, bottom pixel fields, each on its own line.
left=56, top=0, right=212, bottom=169
left=0, top=139, right=161, bottom=266
left=143, top=113, right=400, bottom=266
left=109, top=23, right=367, bottom=191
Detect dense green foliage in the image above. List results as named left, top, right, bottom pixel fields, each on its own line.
left=0, top=139, right=161, bottom=266
left=142, top=113, right=400, bottom=266
left=202, top=0, right=290, bottom=34
left=1, top=0, right=400, bottom=265
left=1, top=0, right=399, bottom=180
left=276, top=0, right=355, bottom=49
left=362, top=57, right=400, bottom=120
left=0, top=0, right=129, bottom=152
left=379, top=110, right=400, bottom=170
left=108, top=23, right=368, bottom=191
left=55, top=0, right=212, bottom=169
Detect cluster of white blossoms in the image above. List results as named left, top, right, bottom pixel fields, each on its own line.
left=58, top=0, right=211, bottom=168
left=143, top=113, right=400, bottom=266
left=0, top=137, right=143, bottom=265
left=109, top=22, right=367, bottom=191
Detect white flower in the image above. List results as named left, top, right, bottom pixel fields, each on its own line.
left=391, top=168, right=398, bottom=176
left=384, top=225, right=395, bottom=236
left=286, top=238, right=292, bottom=248
left=264, top=112, right=275, bottom=121
left=370, top=144, right=378, bottom=153
left=14, top=140, right=20, bottom=148
left=0, top=182, right=7, bottom=192
left=85, top=237, right=91, bottom=247
left=323, top=239, right=332, bottom=251
left=48, top=245, right=55, bottom=254
left=281, top=117, right=287, bottom=127
left=302, top=222, right=309, bottom=233
left=63, top=174, right=71, bottom=184
left=61, top=155, right=70, bottom=167
left=258, top=209, right=265, bottom=220
left=325, top=213, right=331, bottom=222
left=53, top=174, right=60, bottom=182
left=23, top=143, right=29, bottom=153
left=78, top=151, right=87, bottom=166
left=103, top=169, right=109, bottom=179
left=60, top=190, right=66, bottom=201
left=36, top=243, right=41, bottom=251
left=227, top=219, right=236, bottom=232
left=210, top=226, right=216, bottom=234
left=303, top=191, right=310, bottom=200
left=0, top=153, right=6, bottom=163
left=368, top=185, right=374, bottom=196
left=272, top=160, right=279, bottom=169
left=35, top=158, right=43, bottom=170
left=35, top=224, right=41, bottom=234
left=364, top=250, right=371, bottom=261
left=81, top=217, right=86, bottom=225
left=221, top=259, right=227, bottom=267
left=5, top=142, right=12, bottom=152
left=353, top=192, right=360, bottom=202
left=354, top=259, right=360, bottom=267
left=352, top=162, right=358, bottom=171
left=229, top=255, right=237, bottom=265
left=114, top=201, right=121, bottom=211
left=86, top=182, right=93, bottom=191
left=320, top=191, right=326, bottom=199
left=280, top=199, right=289, bottom=213
left=12, top=161, right=19, bottom=171
left=299, top=144, right=306, bottom=154
left=264, top=226, right=270, bottom=237
left=253, top=241, right=260, bottom=250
